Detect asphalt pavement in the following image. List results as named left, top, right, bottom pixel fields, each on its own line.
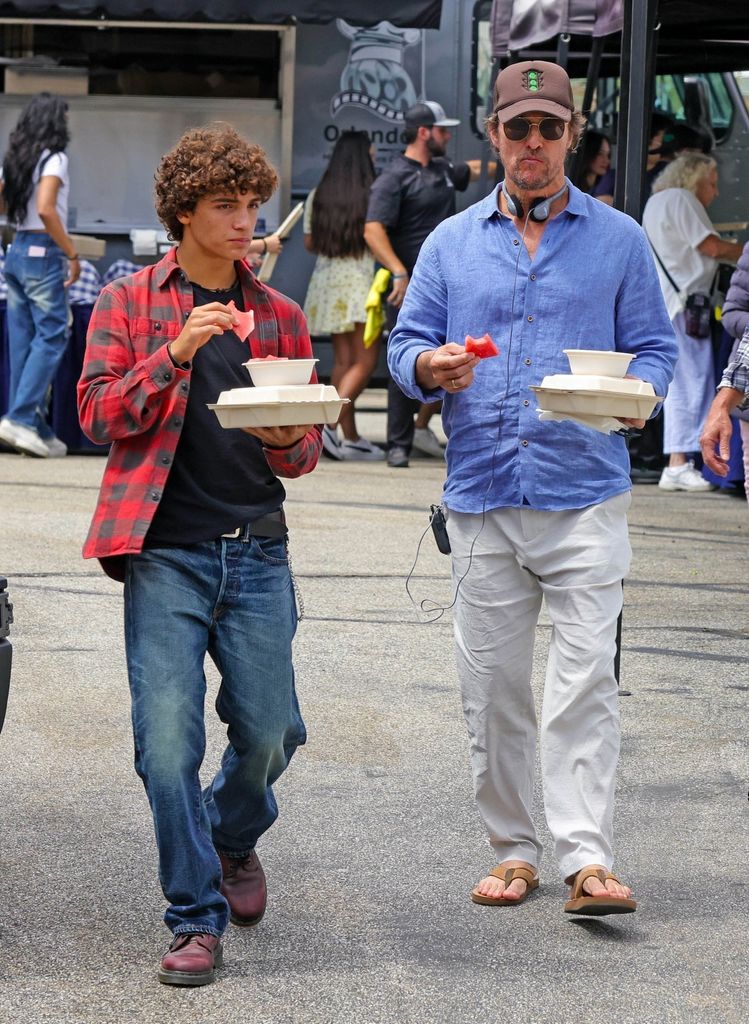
left=1, top=399, right=747, bottom=1024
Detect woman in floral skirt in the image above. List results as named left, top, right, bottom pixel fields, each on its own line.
left=303, top=131, right=383, bottom=460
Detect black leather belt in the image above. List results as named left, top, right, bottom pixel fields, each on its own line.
left=221, top=510, right=286, bottom=540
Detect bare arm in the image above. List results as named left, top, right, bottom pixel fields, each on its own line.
left=363, top=221, right=406, bottom=276
left=464, top=159, right=497, bottom=183
left=248, top=233, right=282, bottom=256
left=36, top=175, right=80, bottom=285
left=363, top=221, right=409, bottom=307
left=700, top=387, right=745, bottom=475
left=697, top=234, right=743, bottom=262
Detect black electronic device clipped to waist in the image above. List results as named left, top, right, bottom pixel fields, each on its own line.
left=430, top=504, right=451, bottom=555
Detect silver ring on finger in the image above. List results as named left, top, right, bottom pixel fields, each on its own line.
left=450, top=378, right=458, bottom=389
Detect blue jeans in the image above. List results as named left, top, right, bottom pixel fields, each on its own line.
left=124, top=536, right=305, bottom=936
left=4, top=231, right=69, bottom=435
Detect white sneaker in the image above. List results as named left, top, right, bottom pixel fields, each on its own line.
left=339, top=436, right=385, bottom=461
left=412, top=425, right=445, bottom=459
left=0, top=417, right=16, bottom=451
left=0, top=417, right=50, bottom=457
left=321, top=424, right=343, bottom=460
left=658, top=461, right=712, bottom=492
left=42, top=433, right=68, bottom=458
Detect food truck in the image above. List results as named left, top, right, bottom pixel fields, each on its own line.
left=0, top=0, right=747, bottom=396
left=0, top=1, right=747, bottom=289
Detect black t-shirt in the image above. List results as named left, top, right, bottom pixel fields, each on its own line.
left=144, top=281, right=285, bottom=548
left=366, top=153, right=471, bottom=273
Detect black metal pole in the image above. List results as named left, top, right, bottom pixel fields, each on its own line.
left=581, top=35, right=605, bottom=118
left=615, top=0, right=659, bottom=221
left=569, top=35, right=607, bottom=183
left=614, top=2, right=658, bottom=692
left=555, top=32, right=571, bottom=70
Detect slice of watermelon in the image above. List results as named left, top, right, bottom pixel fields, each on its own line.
left=254, top=355, right=288, bottom=361
left=226, top=299, right=255, bottom=342
left=465, top=333, right=499, bottom=359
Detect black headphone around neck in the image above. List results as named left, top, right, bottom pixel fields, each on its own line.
left=501, top=180, right=568, bottom=221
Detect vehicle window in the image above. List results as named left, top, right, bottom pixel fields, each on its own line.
left=737, top=71, right=749, bottom=116
left=653, top=75, right=686, bottom=122
left=471, top=0, right=493, bottom=139
left=0, top=23, right=280, bottom=98
left=654, top=73, right=734, bottom=142
left=705, top=73, right=734, bottom=134
left=469, top=8, right=738, bottom=145
left=589, top=74, right=735, bottom=144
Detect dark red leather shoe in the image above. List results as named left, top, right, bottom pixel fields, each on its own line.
left=158, top=932, right=223, bottom=986
left=217, top=849, right=267, bottom=927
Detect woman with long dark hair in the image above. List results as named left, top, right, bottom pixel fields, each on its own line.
left=303, top=130, right=382, bottom=460
left=0, top=92, right=80, bottom=457
left=573, top=129, right=614, bottom=205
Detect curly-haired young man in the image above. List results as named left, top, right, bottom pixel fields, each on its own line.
left=78, top=124, right=321, bottom=986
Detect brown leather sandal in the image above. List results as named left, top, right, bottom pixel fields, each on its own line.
left=564, top=866, right=637, bottom=916
left=471, top=864, right=539, bottom=906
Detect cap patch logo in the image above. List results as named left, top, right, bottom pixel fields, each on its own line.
left=522, top=69, right=543, bottom=93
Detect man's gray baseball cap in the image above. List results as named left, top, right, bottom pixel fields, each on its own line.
left=404, top=100, right=461, bottom=129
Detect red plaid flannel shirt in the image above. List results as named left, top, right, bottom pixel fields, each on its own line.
left=78, top=248, right=322, bottom=577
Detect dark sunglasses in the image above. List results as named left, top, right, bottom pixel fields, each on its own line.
left=502, top=117, right=566, bottom=142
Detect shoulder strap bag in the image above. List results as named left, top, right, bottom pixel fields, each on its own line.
left=645, top=231, right=714, bottom=339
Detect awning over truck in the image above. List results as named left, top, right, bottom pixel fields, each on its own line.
left=489, top=0, right=749, bottom=71
left=0, top=0, right=443, bottom=29
left=490, top=0, right=623, bottom=57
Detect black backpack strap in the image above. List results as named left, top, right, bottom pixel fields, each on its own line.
left=644, top=230, right=683, bottom=297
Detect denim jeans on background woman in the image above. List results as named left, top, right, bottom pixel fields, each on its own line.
left=124, top=536, right=306, bottom=937
left=4, top=230, right=68, bottom=437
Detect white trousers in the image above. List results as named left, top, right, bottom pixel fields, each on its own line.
left=447, top=493, right=632, bottom=881
left=662, top=312, right=715, bottom=454
left=740, top=421, right=749, bottom=510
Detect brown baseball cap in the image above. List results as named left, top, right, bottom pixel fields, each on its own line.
left=493, top=61, right=574, bottom=123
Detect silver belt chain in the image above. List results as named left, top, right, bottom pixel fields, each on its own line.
left=286, top=541, right=305, bottom=622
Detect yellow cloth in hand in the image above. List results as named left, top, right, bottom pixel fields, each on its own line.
left=364, top=268, right=391, bottom=349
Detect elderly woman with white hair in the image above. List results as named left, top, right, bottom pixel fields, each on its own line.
left=642, top=153, right=743, bottom=491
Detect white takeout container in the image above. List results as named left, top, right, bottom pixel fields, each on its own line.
left=243, top=357, right=318, bottom=387
left=208, top=383, right=348, bottom=429
left=563, top=349, right=635, bottom=378
left=531, top=374, right=662, bottom=420
left=216, top=384, right=329, bottom=405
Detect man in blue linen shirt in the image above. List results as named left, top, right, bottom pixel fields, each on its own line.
left=388, top=61, right=677, bottom=917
